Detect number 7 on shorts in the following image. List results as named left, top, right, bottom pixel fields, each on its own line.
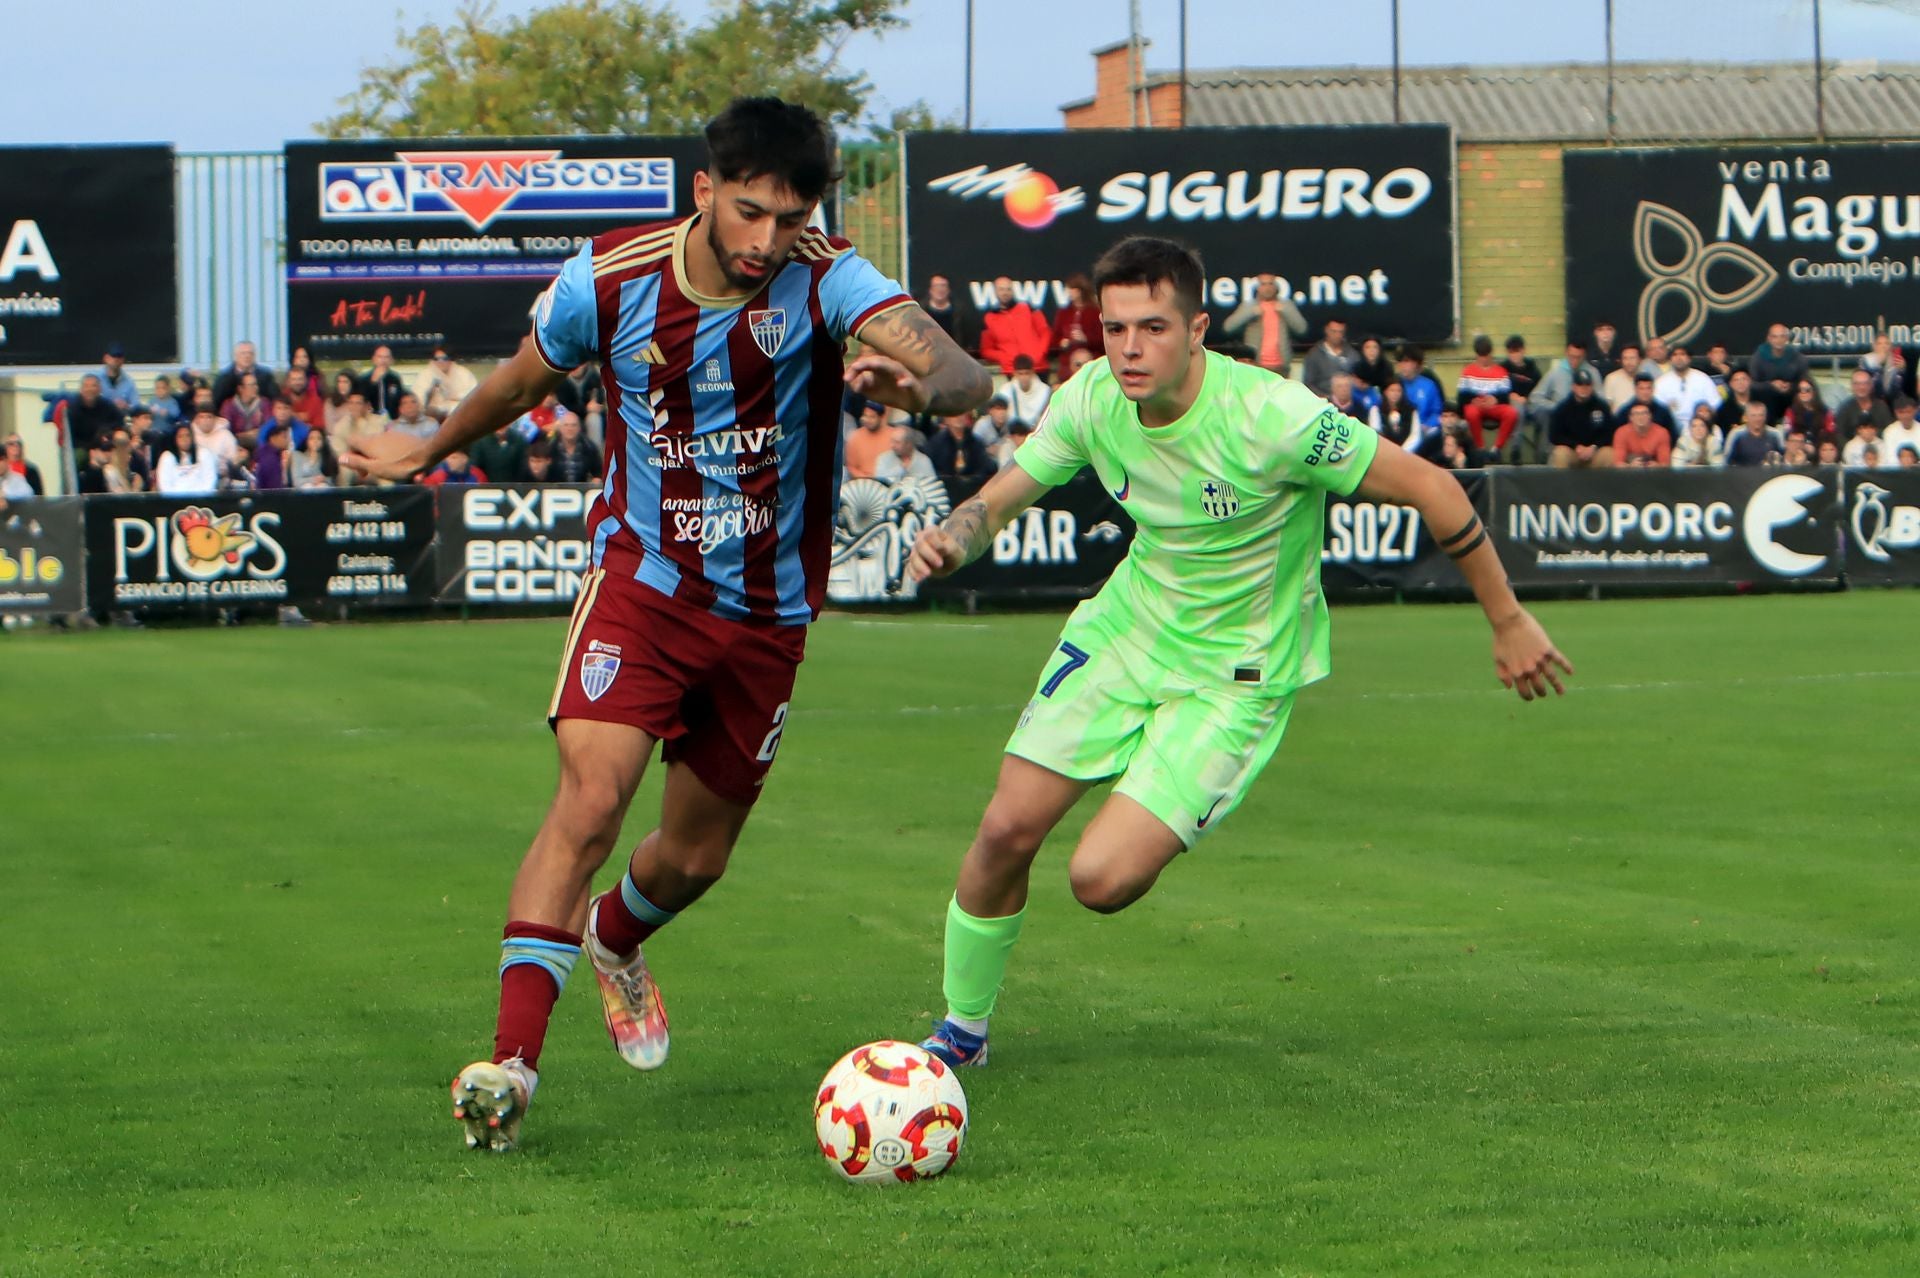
left=1040, top=641, right=1090, bottom=698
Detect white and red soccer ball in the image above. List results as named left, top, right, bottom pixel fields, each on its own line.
left=814, top=1040, right=968, bottom=1184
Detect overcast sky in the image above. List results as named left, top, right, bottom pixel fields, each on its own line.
left=1, top=0, right=1912, bottom=149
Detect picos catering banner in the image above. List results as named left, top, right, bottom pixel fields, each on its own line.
left=435, top=483, right=597, bottom=605
left=1492, top=467, right=1844, bottom=587
left=0, top=497, right=85, bottom=613
left=84, top=488, right=437, bottom=614
left=905, top=127, right=1457, bottom=344
left=285, top=137, right=707, bottom=362
left=1842, top=468, right=1920, bottom=586
left=0, top=146, right=178, bottom=364
left=1565, top=145, right=1920, bottom=357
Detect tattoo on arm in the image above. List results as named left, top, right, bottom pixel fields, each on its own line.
left=942, top=496, right=994, bottom=567
left=864, top=307, right=939, bottom=369
left=864, top=306, right=994, bottom=416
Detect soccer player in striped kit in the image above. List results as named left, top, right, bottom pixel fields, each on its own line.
left=346, top=97, right=992, bottom=1151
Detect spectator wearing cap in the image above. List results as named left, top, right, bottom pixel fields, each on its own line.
left=925, top=412, right=993, bottom=481
left=992, top=419, right=1033, bottom=472
left=875, top=425, right=936, bottom=483
left=1456, top=335, right=1519, bottom=457
left=1223, top=274, right=1306, bottom=377
left=1749, top=324, right=1811, bottom=419
left=67, top=374, right=127, bottom=455
left=212, top=341, right=279, bottom=408
left=416, top=346, right=478, bottom=422
left=1299, top=318, right=1357, bottom=398
left=1600, top=344, right=1643, bottom=410
left=1547, top=378, right=1614, bottom=469
left=76, top=435, right=116, bottom=493
left=1833, top=369, right=1893, bottom=443
left=979, top=278, right=1051, bottom=377
left=1653, top=346, right=1721, bottom=426
left=97, top=343, right=139, bottom=411
left=1611, top=372, right=1678, bottom=438
left=844, top=400, right=893, bottom=480
left=359, top=345, right=408, bottom=418
left=253, top=418, right=293, bottom=490
left=1527, top=339, right=1602, bottom=454
left=1586, top=322, right=1621, bottom=378
left=1882, top=396, right=1920, bottom=460
left=1002, top=355, right=1051, bottom=426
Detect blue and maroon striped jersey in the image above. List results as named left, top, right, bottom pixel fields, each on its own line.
left=531, top=215, right=909, bottom=625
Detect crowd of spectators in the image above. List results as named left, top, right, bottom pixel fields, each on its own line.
left=38, top=340, right=609, bottom=496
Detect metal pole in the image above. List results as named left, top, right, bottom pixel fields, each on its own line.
left=1813, top=0, right=1827, bottom=140
left=1179, top=0, right=1188, bottom=127
left=1605, top=0, right=1616, bottom=144
left=1391, top=0, right=1402, bottom=124
left=963, top=0, right=973, bottom=130
left=1129, top=0, right=1144, bottom=128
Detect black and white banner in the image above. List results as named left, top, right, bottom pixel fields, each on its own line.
left=1320, top=473, right=1488, bottom=592
left=1492, top=467, right=1844, bottom=586
left=0, top=145, right=178, bottom=364
left=906, top=126, right=1457, bottom=344
left=1565, top=145, right=1920, bottom=356
left=85, top=488, right=437, bottom=613
left=284, top=137, right=706, bottom=361
left=0, top=497, right=85, bottom=613
left=1842, top=468, right=1920, bottom=585
left=434, top=483, right=596, bottom=605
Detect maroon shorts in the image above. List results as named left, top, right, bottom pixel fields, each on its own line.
left=548, top=567, right=807, bottom=807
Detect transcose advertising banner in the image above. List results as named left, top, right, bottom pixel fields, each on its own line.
left=84, top=489, right=437, bottom=614
left=0, top=145, right=177, bottom=364
left=284, top=137, right=706, bottom=361
left=1565, top=145, right=1920, bottom=356
left=905, top=126, right=1457, bottom=345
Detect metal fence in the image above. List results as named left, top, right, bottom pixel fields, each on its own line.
left=175, top=151, right=285, bottom=372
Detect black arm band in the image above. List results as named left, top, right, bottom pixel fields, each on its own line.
left=1444, top=527, right=1489, bottom=559
left=1437, top=514, right=1482, bottom=547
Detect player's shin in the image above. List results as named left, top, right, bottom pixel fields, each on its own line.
left=492, top=922, right=583, bottom=1071
left=942, top=894, right=1027, bottom=1030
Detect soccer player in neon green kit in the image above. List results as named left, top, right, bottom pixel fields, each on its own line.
left=909, top=237, right=1573, bottom=1067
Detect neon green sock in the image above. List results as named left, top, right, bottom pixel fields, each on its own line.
left=942, top=894, right=1026, bottom=1021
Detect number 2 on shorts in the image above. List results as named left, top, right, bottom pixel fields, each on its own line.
left=1040, top=642, right=1090, bottom=698
left=755, top=702, right=790, bottom=762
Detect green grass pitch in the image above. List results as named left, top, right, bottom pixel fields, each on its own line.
left=4, top=592, right=1917, bottom=1276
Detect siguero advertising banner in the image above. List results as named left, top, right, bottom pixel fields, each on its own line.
left=1564, top=144, right=1920, bottom=357
left=0, top=497, right=85, bottom=613
left=906, top=126, right=1457, bottom=346
left=0, top=145, right=178, bottom=364
left=1491, top=467, right=1844, bottom=586
left=284, top=137, right=707, bottom=361
left=84, top=489, right=437, bottom=614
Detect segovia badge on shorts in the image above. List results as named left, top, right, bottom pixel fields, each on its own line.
left=580, top=642, right=622, bottom=702
left=1197, top=478, right=1240, bottom=520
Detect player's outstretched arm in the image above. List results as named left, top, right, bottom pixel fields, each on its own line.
left=846, top=305, right=994, bottom=418
left=343, top=338, right=566, bottom=482
left=1353, top=444, right=1574, bottom=702
left=908, top=464, right=1051, bottom=582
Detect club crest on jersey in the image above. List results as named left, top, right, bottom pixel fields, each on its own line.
left=748, top=308, right=787, bottom=357
left=1197, top=478, right=1240, bottom=520
left=579, top=643, right=621, bottom=702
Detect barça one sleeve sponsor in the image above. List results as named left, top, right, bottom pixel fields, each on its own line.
left=531, top=243, right=600, bottom=372
left=1265, top=382, right=1378, bottom=495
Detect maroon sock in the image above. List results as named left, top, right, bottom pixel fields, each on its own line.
left=492, top=920, right=582, bottom=1071
left=592, top=871, right=678, bottom=958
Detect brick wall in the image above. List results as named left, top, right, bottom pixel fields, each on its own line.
left=1438, top=142, right=1566, bottom=385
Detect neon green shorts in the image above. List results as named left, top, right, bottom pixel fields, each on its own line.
left=1004, top=619, right=1294, bottom=848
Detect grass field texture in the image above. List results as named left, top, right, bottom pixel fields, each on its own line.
left=4, top=592, right=1917, bottom=1276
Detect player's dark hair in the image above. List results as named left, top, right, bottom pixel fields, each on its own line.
left=1091, top=236, right=1205, bottom=318
left=705, top=97, right=841, bottom=204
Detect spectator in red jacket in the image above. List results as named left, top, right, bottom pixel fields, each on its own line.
left=1613, top=403, right=1673, bottom=467
left=1050, top=273, right=1100, bottom=362
left=1456, top=335, right=1519, bottom=455
left=980, top=276, right=1050, bottom=376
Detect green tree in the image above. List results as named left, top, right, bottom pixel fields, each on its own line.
left=320, top=0, right=906, bottom=138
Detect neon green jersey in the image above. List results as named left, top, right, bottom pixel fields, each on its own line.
left=1015, top=350, right=1378, bottom=692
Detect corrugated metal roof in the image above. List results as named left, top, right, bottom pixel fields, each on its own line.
left=1154, top=61, right=1920, bottom=142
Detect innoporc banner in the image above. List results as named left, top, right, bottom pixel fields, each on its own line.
left=435, top=483, right=597, bottom=605
left=1842, top=468, right=1920, bottom=585
left=1564, top=145, right=1920, bottom=357
left=284, top=137, right=707, bottom=362
left=906, top=126, right=1457, bottom=344
left=0, top=497, right=85, bottom=613
left=1492, top=467, right=1844, bottom=587
left=85, top=488, right=436, bottom=613
left=0, top=145, right=178, bottom=364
